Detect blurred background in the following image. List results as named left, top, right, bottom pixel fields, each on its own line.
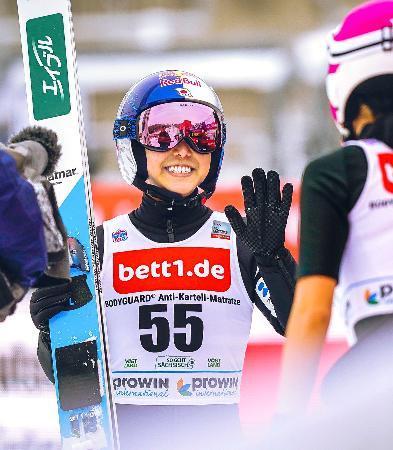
left=0, top=0, right=360, bottom=448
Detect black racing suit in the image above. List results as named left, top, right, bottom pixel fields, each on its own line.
left=37, top=193, right=296, bottom=450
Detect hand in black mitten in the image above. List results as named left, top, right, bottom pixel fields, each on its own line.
left=30, top=275, right=92, bottom=332
left=224, top=169, right=293, bottom=265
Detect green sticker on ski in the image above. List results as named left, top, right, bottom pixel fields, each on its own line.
left=26, top=13, right=71, bottom=120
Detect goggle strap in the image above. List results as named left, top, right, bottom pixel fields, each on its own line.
left=113, top=117, right=138, bottom=140
left=222, top=123, right=227, bottom=146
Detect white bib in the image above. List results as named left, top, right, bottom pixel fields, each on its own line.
left=102, top=212, right=253, bottom=405
left=337, top=139, right=393, bottom=344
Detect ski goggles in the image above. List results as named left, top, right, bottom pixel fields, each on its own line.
left=114, top=102, right=225, bottom=154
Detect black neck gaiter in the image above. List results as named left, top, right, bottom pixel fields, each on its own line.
left=129, top=193, right=213, bottom=243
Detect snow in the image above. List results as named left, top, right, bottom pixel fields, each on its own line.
left=0, top=294, right=60, bottom=448
left=0, top=292, right=39, bottom=356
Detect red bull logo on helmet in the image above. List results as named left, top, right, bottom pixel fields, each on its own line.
left=159, top=70, right=202, bottom=88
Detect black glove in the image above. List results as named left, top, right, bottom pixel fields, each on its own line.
left=224, top=169, right=293, bottom=266
left=30, top=274, right=92, bottom=332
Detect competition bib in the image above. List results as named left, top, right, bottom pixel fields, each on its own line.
left=102, top=212, right=253, bottom=405
left=338, top=140, right=393, bottom=343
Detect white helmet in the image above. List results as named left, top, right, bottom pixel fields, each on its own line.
left=326, top=0, right=393, bottom=137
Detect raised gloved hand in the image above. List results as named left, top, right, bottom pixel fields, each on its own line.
left=30, top=275, right=92, bottom=332
left=224, top=168, right=293, bottom=266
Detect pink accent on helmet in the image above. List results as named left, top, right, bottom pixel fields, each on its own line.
left=328, top=64, right=340, bottom=74
left=334, top=0, right=393, bottom=41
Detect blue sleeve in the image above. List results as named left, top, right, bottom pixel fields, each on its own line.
left=0, top=151, right=47, bottom=287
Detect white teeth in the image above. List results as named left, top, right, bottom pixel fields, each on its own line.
left=167, top=166, right=192, bottom=174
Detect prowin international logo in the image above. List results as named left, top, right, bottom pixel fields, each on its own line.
left=177, top=378, right=192, bottom=396
left=113, top=376, right=170, bottom=399
left=113, top=377, right=169, bottom=391
left=177, top=376, right=239, bottom=397
left=364, top=289, right=378, bottom=305
left=364, top=284, right=393, bottom=305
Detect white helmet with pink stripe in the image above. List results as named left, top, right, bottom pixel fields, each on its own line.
left=326, top=0, right=393, bottom=137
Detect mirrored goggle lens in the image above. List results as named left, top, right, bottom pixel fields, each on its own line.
left=138, top=102, right=221, bottom=153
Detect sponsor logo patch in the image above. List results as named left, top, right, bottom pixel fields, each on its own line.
left=256, top=276, right=276, bottom=317
left=26, top=14, right=71, bottom=120
left=113, top=247, right=231, bottom=294
left=156, top=356, right=195, bottom=370
left=177, top=378, right=192, bottom=396
left=175, top=87, right=193, bottom=98
left=112, top=376, right=170, bottom=399
left=124, top=358, right=138, bottom=368
left=378, top=153, right=393, bottom=193
left=112, top=229, right=128, bottom=243
left=207, top=357, right=221, bottom=368
left=211, top=220, right=231, bottom=240
left=369, top=198, right=393, bottom=209
left=364, top=284, right=393, bottom=305
left=159, top=71, right=202, bottom=88
left=177, top=376, right=239, bottom=398
left=48, top=167, right=77, bottom=185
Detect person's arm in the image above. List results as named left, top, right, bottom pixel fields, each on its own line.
left=0, top=148, right=48, bottom=320
left=277, top=275, right=335, bottom=413
left=276, top=147, right=366, bottom=413
left=0, top=150, right=47, bottom=287
left=1, top=126, right=66, bottom=290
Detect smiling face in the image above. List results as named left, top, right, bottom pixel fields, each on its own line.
left=145, top=141, right=211, bottom=197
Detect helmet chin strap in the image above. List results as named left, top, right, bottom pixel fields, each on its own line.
left=134, top=176, right=212, bottom=209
